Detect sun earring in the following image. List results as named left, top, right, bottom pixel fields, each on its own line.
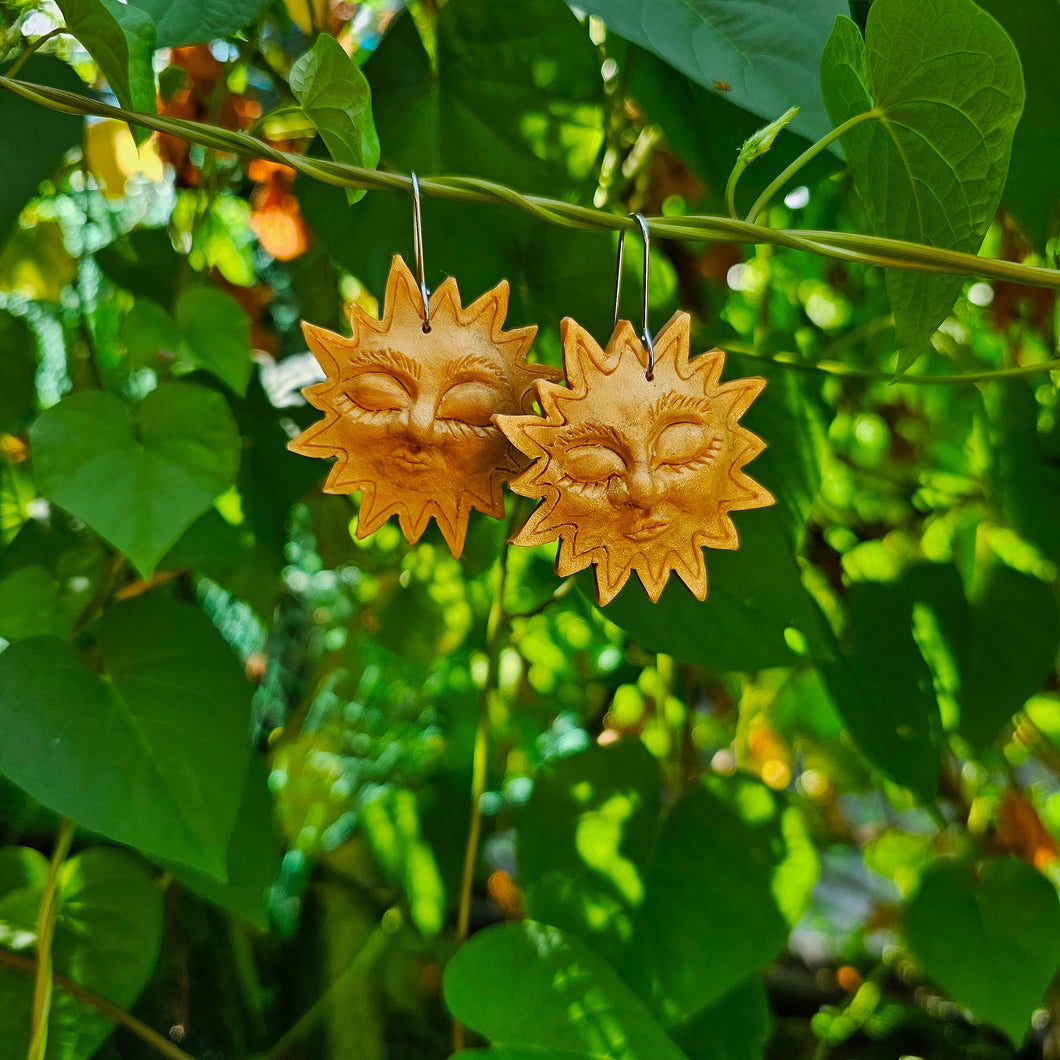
left=495, top=213, right=775, bottom=605
left=289, top=174, right=559, bottom=558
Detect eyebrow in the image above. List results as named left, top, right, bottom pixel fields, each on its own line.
left=554, top=421, right=627, bottom=450
left=346, top=346, right=420, bottom=379
left=648, top=394, right=712, bottom=423
left=447, top=354, right=504, bottom=381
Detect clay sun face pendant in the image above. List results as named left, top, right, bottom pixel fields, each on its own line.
left=495, top=312, right=774, bottom=605
left=289, top=255, right=558, bottom=557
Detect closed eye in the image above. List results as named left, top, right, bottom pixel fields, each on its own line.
left=437, top=379, right=501, bottom=427
left=345, top=371, right=411, bottom=413
left=654, top=420, right=713, bottom=468
left=561, top=443, right=628, bottom=484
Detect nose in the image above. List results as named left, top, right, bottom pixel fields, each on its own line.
left=618, top=464, right=661, bottom=510
left=403, top=401, right=436, bottom=446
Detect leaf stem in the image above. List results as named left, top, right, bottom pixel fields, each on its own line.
left=263, top=909, right=398, bottom=1060
left=746, top=108, right=880, bottom=224
left=27, top=817, right=75, bottom=1060
left=724, top=340, right=1060, bottom=385
left=0, top=76, right=1057, bottom=294
left=0, top=947, right=197, bottom=1060
left=452, top=536, right=510, bottom=1053
left=6, top=27, right=64, bottom=78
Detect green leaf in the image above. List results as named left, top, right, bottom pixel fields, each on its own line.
left=579, top=0, right=846, bottom=144
left=626, top=775, right=818, bottom=1022
left=819, top=0, right=1024, bottom=373
left=120, top=298, right=182, bottom=368
left=594, top=511, right=832, bottom=672
left=985, top=380, right=1060, bottom=567
left=360, top=787, right=446, bottom=938
left=97, top=227, right=184, bottom=308
left=0, top=566, right=75, bottom=640
left=726, top=353, right=828, bottom=544
left=963, top=566, right=1060, bottom=750
left=975, top=0, right=1060, bottom=246
left=899, top=559, right=1059, bottom=751
left=56, top=0, right=157, bottom=120
left=444, top=920, right=688, bottom=1060
left=0, top=517, right=106, bottom=641
left=174, top=287, right=253, bottom=395
left=0, top=595, right=253, bottom=876
left=822, top=580, right=942, bottom=803
left=30, top=382, right=241, bottom=576
left=0, top=845, right=164, bottom=1060
left=127, top=0, right=268, bottom=48
left=519, top=741, right=658, bottom=966
left=626, top=49, right=839, bottom=216
left=0, top=311, right=37, bottom=430
left=904, top=857, right=1060, bottom=1044
left=121, top=289, right=253, bottom=393
left=670, top=976, right=771, bottom=1060
left=291, top=33, right=379, bottom=206
left=0, top=56, right=83, bottom=241
left=368, top=0, right=602, bottom=197
left=167, top=758, right=276, bottom=929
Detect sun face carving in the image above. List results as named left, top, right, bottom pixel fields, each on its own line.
left=495, top=312, right=774, bottom=605
left=289, top=255, right=557, bottom=557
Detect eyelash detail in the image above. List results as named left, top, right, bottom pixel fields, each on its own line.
left=555, top=473, right=618, bottom=497
left=438, top=419, right=495, bottom=440
left=657, top=436, right=724, bottom=474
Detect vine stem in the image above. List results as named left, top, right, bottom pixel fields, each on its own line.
left=27, top=818, right=76, bottom=1060
left=452, top=537, right=511, bottom=1054
left=723, top=341, right=1060, bottom=385
left=0, top=76, right=1059, bottom=294
left=263, top=910, right=398, bottom=1060
left=6, top=27, right=64, bottom=78
left=745, top=108, right=881, bottom=224
left=0, top=948, right=196, bottom=1060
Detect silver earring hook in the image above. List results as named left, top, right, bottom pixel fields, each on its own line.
left=613, top=212, right=655, bottom=380
left=411, top=172, right=431, bottom=333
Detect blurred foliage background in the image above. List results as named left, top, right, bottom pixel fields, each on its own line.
left=0, top=0, right=1058, bottom=1058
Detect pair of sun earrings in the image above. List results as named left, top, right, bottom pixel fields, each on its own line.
left=290, top=176, right=773, bottom=606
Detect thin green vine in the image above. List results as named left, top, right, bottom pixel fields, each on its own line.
left=0, top=948, right=197, bottom=1060
left=745, top=108, right=881, bottom=224
left=1, top=75, right=1059, bottom=298
left=28, top=818, right=75, bottom=1060
left=452, top=535, right=510, bottom=1054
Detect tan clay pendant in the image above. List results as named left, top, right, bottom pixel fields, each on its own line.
left=495, top=311, right=774, bottom=605
left=289, top=253, right=557, bottom=557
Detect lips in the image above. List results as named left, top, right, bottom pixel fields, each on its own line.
left=626, top=518, right=668, bottom=542
left=391, top=450, right=432, bottom=473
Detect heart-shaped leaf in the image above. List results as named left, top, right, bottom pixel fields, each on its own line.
left=822, top=579, right=942, bottom=803
left=519, top=740, right=659, bottom=967
left=626, top=775, right=818, bottom=1022
left=0, top=595, right=253, bottom=876
left=0, top=56, right=84, bottom=242
left=291, top=32, right=379, bottom=205
left=445, top=920, right=688, bottom=1059
left=56, top=0, right=157, bottom=120
left=166, top=759, right=277, bottom=929
left=905, top=857, right=1060, bottom=1044
left=127, top=0, right=267, bottom=48
left=30, top=382, right=241, bottom=576
left=122, top=288, right=253, bottom=394
left=596, top=512, right=833, bottom=672
left=820, top=0, right=1024, bottom=372
left=578, top=0, right=846, bottom=145
left=0, top=845, right=164, bottom=1060
left=975, top=0, right=1060, bottom=247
